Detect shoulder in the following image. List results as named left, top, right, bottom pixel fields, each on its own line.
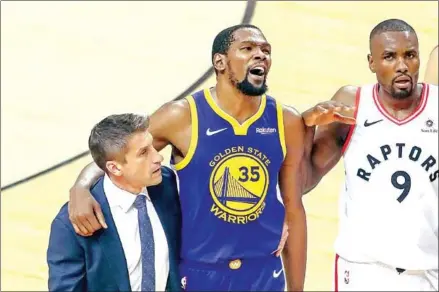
left=154, top=87, right=208, bottom=118
left=148, top=97, right=194, bottom=142
left=151, top=98, right=191, bottom=121
left=148, top=166, right=180, bottom=214
left=332, top=85, right=359, bottom=105
left=51, top=203, right=75, bottom=233
left=150, top=166, right=180, bottom=209
left=280, top=104, right=304, bottom=130
left=160, top=165, right=177, bottom=185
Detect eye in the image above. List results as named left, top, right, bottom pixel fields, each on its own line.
left=140, top=148, right=148, bottom=156
left=241, top=46, right=252, bottom=51
left=384, top=55, right=394, bottom=61
left=407, top=52, right=416, bottom=59
left=262, top=49, right=271, bottom=54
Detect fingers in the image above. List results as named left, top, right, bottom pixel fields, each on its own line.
left=75, top=218, right=93, bottom=236
left=82, top=217, right=95, bottom=233
left=69, top=203, right=89, bottom=236
left=316, top=105, right=330, bottom=114
left=72, top=223, right=92, bottom=237
left=275, top=235, right=288, bottom=257
left=87, top=216, right=103, bottom=232
left=316, top=102, right=355, bottom=113
left=93, top=203, right=108, bottom=229
left=273, top=223, right=289, bottom=257
left=333, top=112, right=356, bottom=125
left=69, top=211, right=96, bottom=236
left=72, top=223, right=81, bottom=234
left=68, top=189, right=105, bottom=236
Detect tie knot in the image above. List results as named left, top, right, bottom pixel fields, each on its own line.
left=133, top=195, right=146, bottom=210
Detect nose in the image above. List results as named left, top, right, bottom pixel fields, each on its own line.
left=395, top=56, right=408, bottom=73
left=151, top=147, right=164, bottom=163
left=254, top=47, right=266, bottom=61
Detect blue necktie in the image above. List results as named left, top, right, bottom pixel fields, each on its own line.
left=133, top=195, right=155, bottom=291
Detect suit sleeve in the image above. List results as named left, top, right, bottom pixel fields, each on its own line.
left=47, top=218, right=86, bottom=292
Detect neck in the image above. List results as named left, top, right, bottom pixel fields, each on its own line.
left=109, top=175, right=144, bottom=195
left=212, top=79, right=261, bottom=123
left=378, top=83, right=423, bottom=111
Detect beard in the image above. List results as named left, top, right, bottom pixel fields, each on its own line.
left=228, top=67, right=268, bottom=96
left=390, top=76, right=413, bottom=100
left=390, top=86, right=413, bottom=100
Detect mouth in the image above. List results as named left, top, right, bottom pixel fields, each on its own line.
left=393, top=75, right=412, bottom=89
left=248, top=65, right=267, bottom=82
left=152, top=168, right=161, bottom=175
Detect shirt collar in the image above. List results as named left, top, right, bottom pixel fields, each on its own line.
left=103, top=174, right=150, bottom=213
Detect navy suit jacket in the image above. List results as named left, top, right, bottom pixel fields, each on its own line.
left=47, top=166, right=182, bottom=291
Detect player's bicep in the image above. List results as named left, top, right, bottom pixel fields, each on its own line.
left=280, top=107, right=306, bottom=205
left=312, top=86, right=357, bottom=176
left=313, top=123, right=346, bottom=168
left=148, top=99, right=190, bottom=152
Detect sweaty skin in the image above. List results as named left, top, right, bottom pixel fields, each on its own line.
left=69, top=27, right=307, bottom=291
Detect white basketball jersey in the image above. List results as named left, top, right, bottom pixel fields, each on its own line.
left=335, top=83, right=438, bottom=270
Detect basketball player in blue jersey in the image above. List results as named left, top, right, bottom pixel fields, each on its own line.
left=67, top=24, right=308, bottom=291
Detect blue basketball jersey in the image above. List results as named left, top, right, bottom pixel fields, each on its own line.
left=171, top=88, right=286, bottom=263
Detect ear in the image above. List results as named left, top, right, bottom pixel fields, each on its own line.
left=106, top=161, right=123, bottom=177
left=213, top=53, right=226, bottom=73
left=367, top=53, right=375, bottom=73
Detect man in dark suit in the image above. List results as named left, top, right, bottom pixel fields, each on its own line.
left=47, top=113, right=181, bottom=291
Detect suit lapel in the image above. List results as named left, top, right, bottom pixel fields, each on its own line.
left=94, top=180, right=132, bottom=292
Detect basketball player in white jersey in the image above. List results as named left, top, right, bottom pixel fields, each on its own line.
left=302, top=19, right=438, bottom=291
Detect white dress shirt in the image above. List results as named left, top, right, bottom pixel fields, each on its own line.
left=103, top=175, right=169, bottom=291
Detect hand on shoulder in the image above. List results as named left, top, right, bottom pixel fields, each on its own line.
left=302, top=85, right=358, bottom=127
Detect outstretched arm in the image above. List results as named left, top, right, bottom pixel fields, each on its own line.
left=68, top=99, right=191, bottom=236
left=301, top=85, right=358, bottom=194
left=279, top=106, right=307, bottom=291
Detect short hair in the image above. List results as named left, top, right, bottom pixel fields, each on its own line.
left=211, top=24, right=262, bottom=74
left=88, top=113, right=150, bottom=172
left=369, top=19, right=417, bottom=49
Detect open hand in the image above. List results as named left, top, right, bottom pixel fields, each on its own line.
left=303, top=101, right=356, bottom=127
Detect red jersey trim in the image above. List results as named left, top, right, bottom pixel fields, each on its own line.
left=341, top=87, right=361, bottom=155
left=334, top=254, right=340, bottom=292
left=372, top=83, right=429, bottom=126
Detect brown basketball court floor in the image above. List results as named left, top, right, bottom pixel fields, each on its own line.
left=1, top=1, right=437, bottom=290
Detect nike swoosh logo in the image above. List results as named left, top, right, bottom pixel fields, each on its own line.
left=364, top=119, right=383, bottom=127
left=206, top=128, right=227, bottom=136
left=273, top=268, right=283, bottom=278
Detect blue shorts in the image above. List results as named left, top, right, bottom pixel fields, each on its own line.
left=179, top=256, right=285, bottom=291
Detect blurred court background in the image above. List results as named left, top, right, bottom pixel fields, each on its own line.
left=1, top=1, right=437, bottom=290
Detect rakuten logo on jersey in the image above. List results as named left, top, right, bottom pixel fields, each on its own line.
left=256, top=127, right=277, bottom=135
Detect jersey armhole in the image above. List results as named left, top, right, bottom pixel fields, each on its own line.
left=341, top=87, right=361, bottom=155
left=172, top=95, right=198, bottom=171
left=276, top=102, right=287, bottom=159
